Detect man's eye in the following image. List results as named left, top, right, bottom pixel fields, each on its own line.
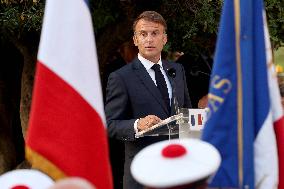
left=141, top=33, right=147, bottom=37
left=152, top=32, right=158, bottom=36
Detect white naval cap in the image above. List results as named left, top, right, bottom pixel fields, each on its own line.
left=130, top=138, right=221, bottom=188
left=0, top=169, right=54, bottom=189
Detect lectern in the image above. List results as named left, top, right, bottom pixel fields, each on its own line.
left=135, top=108, right=207, bottom=139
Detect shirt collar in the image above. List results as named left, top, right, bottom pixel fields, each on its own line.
left=138, top=53, right=163, bottom=71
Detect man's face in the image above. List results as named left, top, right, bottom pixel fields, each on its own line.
left=133, top=19, right=167, bottom=63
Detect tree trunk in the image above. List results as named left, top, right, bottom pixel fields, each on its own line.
left=0, top=41, right=25, bottom=173
left=12, top=37, right=38, bottom=137
left=19, top=50, right=36, bottom=137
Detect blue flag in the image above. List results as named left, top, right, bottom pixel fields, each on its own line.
left=202, top=0, right=282, bottom=188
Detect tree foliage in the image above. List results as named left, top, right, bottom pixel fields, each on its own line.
left=0, top=0, right=283, bottom=57
left=0, top=0, right=43, bottom=41
left=160, top=0, right=222, bottom=58
left=265, top=0, right=284, bottom=49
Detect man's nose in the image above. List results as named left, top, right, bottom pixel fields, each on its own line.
left=145, top=34, right=154, bottom=42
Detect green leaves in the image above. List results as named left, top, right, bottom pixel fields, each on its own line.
left=0, top=0, right=283, bottom=54
left=161, top=0, right=222, bottom=58
left=265, top=0, right=284, bottom=49
left=0, top=0, right=44, bottom=39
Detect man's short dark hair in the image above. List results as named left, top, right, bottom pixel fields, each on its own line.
left=133, top=11, right=167, bottom=33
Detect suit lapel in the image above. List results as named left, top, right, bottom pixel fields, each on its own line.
left=162, top=60, right=176, bottom=85
left=132, top=58, right=169, bottom=114
left=162, top=61, right=179, bottom=115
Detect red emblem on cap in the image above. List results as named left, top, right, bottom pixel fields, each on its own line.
left=11, top=185, right=30, bottom=189
left=162, top=144, right=187, bottom=158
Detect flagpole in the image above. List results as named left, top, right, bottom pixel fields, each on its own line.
left=233, top=0, right=244, bottom=188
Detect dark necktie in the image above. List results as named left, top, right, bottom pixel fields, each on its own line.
left=151, top=64, right=170, bottom=112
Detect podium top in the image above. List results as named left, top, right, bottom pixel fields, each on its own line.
left=135, top=113, right=183, bottom=138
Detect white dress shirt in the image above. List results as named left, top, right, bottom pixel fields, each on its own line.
left=137, top=54, right=172, bottom=100
left=134, top=53, right=173, bottom=133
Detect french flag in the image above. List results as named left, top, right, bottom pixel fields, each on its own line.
left=25, top=0, right=113, bottom=188
left=202, top=0, right=284, bottom=188
left=265, top=10, right=284, bottom=189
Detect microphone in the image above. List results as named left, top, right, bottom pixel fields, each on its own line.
left=167, top=68, right=179, bottom=115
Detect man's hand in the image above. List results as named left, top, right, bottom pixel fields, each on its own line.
left=137, top=115, right=161, bottom=131
left=198, top=95, right=208, bottom=109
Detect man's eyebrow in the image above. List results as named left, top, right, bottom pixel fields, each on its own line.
left=134, top=30, right=145, bottom=33
left=137, top=29, right=160, bottom=32
left=152, top=29, right=160, bottom=32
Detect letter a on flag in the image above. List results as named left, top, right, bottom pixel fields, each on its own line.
left=25, top=0, right=113, bottom=188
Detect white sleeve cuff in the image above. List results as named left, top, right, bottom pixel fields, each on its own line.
left=134, top=119, right=140, bottom=134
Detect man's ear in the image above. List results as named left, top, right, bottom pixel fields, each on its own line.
left=133, top=36, right=138, bottom=46
left=163, top=34, right=168, bottom=45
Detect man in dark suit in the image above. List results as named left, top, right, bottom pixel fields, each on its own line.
left=105, top=11, right=191, bottom=189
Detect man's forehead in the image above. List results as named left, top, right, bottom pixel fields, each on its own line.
left=135, top=19, right=164, bottom=31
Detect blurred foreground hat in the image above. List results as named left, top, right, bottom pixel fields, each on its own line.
left=0, top=169, right=54, bottom=189
left=131, top=139, right=221, bottom=189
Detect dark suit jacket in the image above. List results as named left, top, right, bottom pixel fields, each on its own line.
left=105, top=57, right=191, bottom=189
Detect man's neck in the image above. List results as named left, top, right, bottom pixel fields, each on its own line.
left=138, top=53, right=161, bottom=64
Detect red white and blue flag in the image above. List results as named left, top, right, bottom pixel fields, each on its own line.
left=25, top=0, right=113, bottom=188
left=202, top=0, right=284, bottom=188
